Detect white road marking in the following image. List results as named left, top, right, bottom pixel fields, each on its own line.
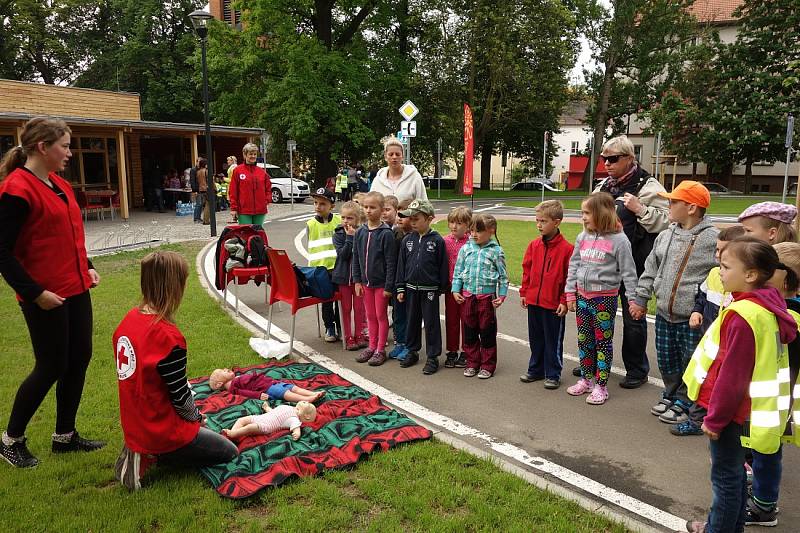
left=473, top=203, right=503, bottom=212
left=294, top=229, right=310, bottom=260
left=200, top=244, right=684, bottom=531
left=277, top=213, right=315, bottom=222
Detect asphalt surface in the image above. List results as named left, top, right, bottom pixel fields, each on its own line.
left=211, top=199, right=798, bottom=532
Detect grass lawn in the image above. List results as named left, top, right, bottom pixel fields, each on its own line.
left=505, top=195, right=791, bottom=215
left=0, top=241, right=627, bottom=532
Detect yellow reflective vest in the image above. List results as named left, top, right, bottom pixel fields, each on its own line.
left=335, top=174, right=348, bottom=193
left=683, top=299, right=791, bottom=454
left=306, top=214, right=341, bottom=270
left=785, top=309, right=800, bottom=447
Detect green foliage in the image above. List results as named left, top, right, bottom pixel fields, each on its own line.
left=645, top=0, right=800, bottom=188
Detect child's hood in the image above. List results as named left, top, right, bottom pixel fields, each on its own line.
left=741, top=287, right=798, bottom=345
left=674, top=217, right=716, bottom=236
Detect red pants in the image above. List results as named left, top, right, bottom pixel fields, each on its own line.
left=461, top=294, right=497, bottom=373
left=339, top=284, right=365, bottom=340
left=444, top=292, right=463, bottom=353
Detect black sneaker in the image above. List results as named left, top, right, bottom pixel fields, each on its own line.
left=745, top=498, right=778, bottom=527
left=572, top=366, right=581, bottom=377
left=52, top=432, right=106, bottom=453
left=454, top=353, right=467, bottom=368
left=422, top=358, right=439, bottom=375
left=1, top=437, right=39, bottom=468
left=444, top=352, right=457, bottom=368
left=400, top=351, right=419, bottom=368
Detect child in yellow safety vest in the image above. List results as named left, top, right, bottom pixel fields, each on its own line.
left=306, top=188, right=342, bottom=341
left=683, top=238, right=797, bottom=533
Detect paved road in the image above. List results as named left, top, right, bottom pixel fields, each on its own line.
left=211, top=202, right=798, bottom=532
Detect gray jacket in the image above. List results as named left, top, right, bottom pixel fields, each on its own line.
left=633, top=218, right=719, bottom=322
left=565, top=231, right=638, bottom=298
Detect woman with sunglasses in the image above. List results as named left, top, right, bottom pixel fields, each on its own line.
left=588, top=135, right=669, bottom=390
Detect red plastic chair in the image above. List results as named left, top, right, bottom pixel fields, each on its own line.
left=76, top=191, right=105, bottom=221
left=265, top=248, right=341, bottom=353
left=223, top=265, right=269, bottom=317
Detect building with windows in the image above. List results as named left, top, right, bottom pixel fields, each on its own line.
left=0, top=79, right=263, bottom=218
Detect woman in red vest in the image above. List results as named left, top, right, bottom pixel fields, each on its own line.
left=113, top=251, right=238, bottom=490
left=229, top=142, right=271, bottom=226
left=0, top=117, right=104, bottom=468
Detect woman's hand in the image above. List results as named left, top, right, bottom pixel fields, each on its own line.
left=35, top=290, right=65, bottom=310
left=520, top=296, right=527, bottom=309
left=88, top=269, right=100, bottom=288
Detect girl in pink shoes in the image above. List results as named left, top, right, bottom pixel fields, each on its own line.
left=565, top=193, right=638, bottom=405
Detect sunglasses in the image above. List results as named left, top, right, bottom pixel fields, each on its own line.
left=600, top=154, right=627, bottom=164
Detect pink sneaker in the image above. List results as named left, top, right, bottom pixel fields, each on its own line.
left=586, top=384, right=609, bottom=405
left=567, top=378, right=593, bottom=396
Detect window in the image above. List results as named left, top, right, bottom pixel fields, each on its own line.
left=570, top=141, right=580, bottom=155
left=60, top=135, right=115, bottom=189
left=634, top=145, right=643, bottom=162
left=0, top=135, right=15, bottom=161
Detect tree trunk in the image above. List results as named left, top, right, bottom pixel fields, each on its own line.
left=744, top=158, right=753, bottom=195
left=480, top=137, right=493, bottom=190
left=692, top=162, right=697, bottom=178
left=583, top=63, right=615, bottom=191
left=314, top=0, right=333, bottom=49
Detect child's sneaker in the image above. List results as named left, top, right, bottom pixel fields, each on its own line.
left=477, top=369, right=493, bottom=379
left=324, top=327, right=338, bottom=342
left=114, top=445, right=156, bottom=491
left=744, top=498, right=778, bottom=527
left=368, top=350, right=387, bottom=366
left=651, top=398, right=672, bottom=416
left=543, top=378, right=560, bottom=390
left=586, top=384, right=608, bottom=405
left=355, top=349, right=374, bottom=363
left=345, top=336, right=359, bottom=351
left=464, top=367, right=478, bottom=377
left=399, top=351, right=419, bottom=368
left=395, top=345, right=410, bottom=361
left=670, top=420, right=703, bottom=436
left=388, top=344, right=405, bottom=359
left=444, top=352, right=458, bottom=368
left=423, top=358, right=439, bottom=375
left=454, top=353, right=467, bottom=368
left=356, top=335, right=369, bottom=349
left=659, top=401, right=689, bottom=424
left=567, top=378, right=593, bottom=396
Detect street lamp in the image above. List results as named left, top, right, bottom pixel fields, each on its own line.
left=189, top=9, right=217, bottom=236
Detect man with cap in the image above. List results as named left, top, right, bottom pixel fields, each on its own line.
left=629, top=181, right=719, bottom=428
left=306, top=187, right=341, bottom=341
left=395, top=199, right=449, bottom=374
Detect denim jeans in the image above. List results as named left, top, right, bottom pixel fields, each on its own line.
left=752, top=447, right=782, bottom=506
left=707, top=422, right=747, bottom=533
left=158, top=427, right=238, bottom=467
left=193, top=192, right=205, bottom=222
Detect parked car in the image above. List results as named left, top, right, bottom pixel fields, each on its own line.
left=510, top=178, right=558, bottom=192
left=257, top=163, right=310, bottom=203
left=698, top=182, right=742, bottom=194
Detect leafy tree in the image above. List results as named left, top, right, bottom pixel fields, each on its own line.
left=578, top=0, right=698, bottom=189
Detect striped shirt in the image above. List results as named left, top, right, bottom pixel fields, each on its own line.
left=156, top=347, right=201, bottom=423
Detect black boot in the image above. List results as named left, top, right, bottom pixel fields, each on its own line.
left=1, top=436, right=39, bottom=468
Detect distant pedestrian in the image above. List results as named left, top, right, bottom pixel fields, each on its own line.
left=451, top=214, right=509, bottom=380
left=370, top=137, right=427, bottom=203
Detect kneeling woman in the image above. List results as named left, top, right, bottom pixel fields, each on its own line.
left=113, top=251, right=238, bottom=490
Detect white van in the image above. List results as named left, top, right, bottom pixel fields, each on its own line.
left=256, top=163, right=311, bottom=203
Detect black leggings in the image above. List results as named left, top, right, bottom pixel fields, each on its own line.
left=7, top=290, right=93, bottom=437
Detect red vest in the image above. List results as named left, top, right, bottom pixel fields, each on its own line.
left=114, top=308, right=199, bottom=455
left=0, top=168, right=91, bottom=300
left=229, top=163, right=271, bottom=215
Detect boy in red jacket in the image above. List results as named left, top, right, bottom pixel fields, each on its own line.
left=519, top=200, right=573, bottom=389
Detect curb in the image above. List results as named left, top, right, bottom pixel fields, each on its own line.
left=195, top=241, right=675, bottom=533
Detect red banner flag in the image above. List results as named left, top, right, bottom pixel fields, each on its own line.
left=463, top=103, right=473, bottom=195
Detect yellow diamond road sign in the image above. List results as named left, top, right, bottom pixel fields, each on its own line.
left=399, top=100, right=419, bottom=121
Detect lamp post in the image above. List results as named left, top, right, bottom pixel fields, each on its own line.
left=189, top=9, right=217, bottom=236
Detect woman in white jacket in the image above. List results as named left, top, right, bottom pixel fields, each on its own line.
left=369, top=137, right=428, bottom=203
